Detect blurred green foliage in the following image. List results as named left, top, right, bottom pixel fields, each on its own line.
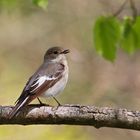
left=33, top=0, right=48, bottom=10
left=0, top=0, right=48, bottom=9
left=0, top=0, right=48, bottom=14
left=0, top=0, right=17, bottom=9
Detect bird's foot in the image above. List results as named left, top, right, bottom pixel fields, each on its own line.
left=28, top=103, right=50, bottom=107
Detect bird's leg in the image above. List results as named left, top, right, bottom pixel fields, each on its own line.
left=37, top=97, right=48, bottom=106
left=37, top=97, right=43, bottom=104
left=52, top=96, right=61, bottom=106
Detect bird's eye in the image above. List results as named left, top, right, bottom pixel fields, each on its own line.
left=54, top=51, right=58, bottom=54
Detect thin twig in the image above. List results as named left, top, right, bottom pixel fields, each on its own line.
left=113, top=0, right=128, bottom=17
left=129, top=0, right=137, bottom=19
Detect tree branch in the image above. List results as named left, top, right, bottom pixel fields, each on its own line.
left=113, top=0, right=128, bottom=17
left=129, top=0, right=137, bottom=18
left=0, top=104, right=140, bottom=131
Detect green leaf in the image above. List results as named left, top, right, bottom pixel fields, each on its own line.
left=33, top=0, right=48, bottom=10
left=93, top=16, right=121, bottom=62
left=133, top=16, right=140, bottom=48
left=120, top=17, right=138, bottom=54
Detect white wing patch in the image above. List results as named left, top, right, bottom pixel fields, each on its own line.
left=30, top=75, right=57, bottom=92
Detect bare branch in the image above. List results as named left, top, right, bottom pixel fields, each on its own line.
left=113, top=0, right=128, bottom=17
left=0, top=105, right=140, bottom=131
left=129, top=0, right=137, bottom=18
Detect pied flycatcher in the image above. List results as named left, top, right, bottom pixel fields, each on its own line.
left=9, top=46, right=69, bottom=118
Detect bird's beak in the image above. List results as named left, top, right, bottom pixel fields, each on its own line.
left=61, top=49, right=70, bottom=54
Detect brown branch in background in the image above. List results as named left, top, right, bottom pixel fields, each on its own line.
left=129, top=0, right=137, bottom=18
left=0, top=105, right=140, bottom=131
left=113, top=0, right=128, bottom=17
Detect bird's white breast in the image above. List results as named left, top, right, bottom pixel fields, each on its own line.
left=40, top=58, right=68, bottom=98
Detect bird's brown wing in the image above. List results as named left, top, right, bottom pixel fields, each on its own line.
left=9, top=63, right=64, bottom=119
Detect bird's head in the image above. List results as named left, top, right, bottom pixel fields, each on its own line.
left=44, top=46, right=70, bottom=61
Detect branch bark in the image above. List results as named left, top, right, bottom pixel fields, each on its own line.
left=0, top=104, right=140, bottom=131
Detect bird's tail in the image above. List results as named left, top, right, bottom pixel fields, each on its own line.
left=9, top=96, right=29, bottom=119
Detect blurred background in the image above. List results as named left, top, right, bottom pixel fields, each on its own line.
left=0, top=0, right=140, bottom=139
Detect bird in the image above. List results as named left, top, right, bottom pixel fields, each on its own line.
left=9, top=46, right=70, bottom=119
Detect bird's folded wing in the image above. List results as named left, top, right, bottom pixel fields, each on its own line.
left=16, top=63, right=65, bottom=105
